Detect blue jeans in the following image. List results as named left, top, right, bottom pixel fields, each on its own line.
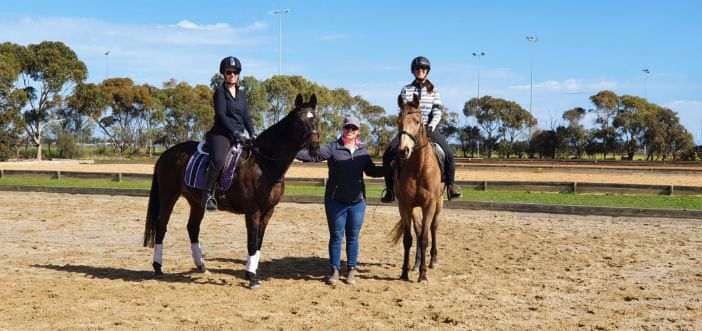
left=324, top=198, right=366, bottom=270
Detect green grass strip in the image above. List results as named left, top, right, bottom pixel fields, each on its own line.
left=1, top=175, right=700, bottom=210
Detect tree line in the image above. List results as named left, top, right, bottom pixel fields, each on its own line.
left=0, top=40, right=698, bottom=161
left=453, top=90, right=697, bottom=161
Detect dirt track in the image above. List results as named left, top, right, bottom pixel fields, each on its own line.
left=2, top=160, right=702, bottom=186
left=1, top=191, right=700, bottom=329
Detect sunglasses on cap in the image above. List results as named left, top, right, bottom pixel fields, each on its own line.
left=343, top=125, right=359, bottom=131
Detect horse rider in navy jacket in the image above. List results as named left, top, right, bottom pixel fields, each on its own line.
left=202, top=56, right=257, bottom=210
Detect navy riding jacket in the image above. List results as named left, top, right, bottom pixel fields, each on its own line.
left=208, top=83, right=256, bottom=141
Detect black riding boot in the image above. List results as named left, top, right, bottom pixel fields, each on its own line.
left=445, top=162, right=462, bottom=201
left=201, top=161, right=219, bottom=211
left=381, top=173, right=395, bottom=203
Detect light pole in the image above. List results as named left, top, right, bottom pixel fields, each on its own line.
left=271, top=9, right=290, bottom=76
left=472, top=51, right=485, bottom=101
left=472, top=51, right=485, bottom=157
left=642, top=68, right=650, bottom=100
left=104, top=50, right=110, bottom=80
left=526, top=35, right=538, bottom=114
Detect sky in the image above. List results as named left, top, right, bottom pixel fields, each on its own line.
left=2, top=0, right=701, bottom=142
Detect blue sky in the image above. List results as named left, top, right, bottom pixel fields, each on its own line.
left=2, top=1, right=701, bottom=141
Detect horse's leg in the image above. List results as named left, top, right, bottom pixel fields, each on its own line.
left=186, top=203, right=207, bottom=272
left=429, top=201, right=442, bottom=269
left=399, top=206, right=412, bottom=281
left=245, top=211, right=263, bottom=289
left=153, top=194, right=178, bottom=276
left=412, top=208, right=421, bottom=272
left=418, top=204, right=437, bottom=282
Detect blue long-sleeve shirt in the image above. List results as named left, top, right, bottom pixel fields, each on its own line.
left=296, top=139, right=386, bottom=203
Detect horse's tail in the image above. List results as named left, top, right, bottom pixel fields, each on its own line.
left=143, top=165, right=160, bottom=248
left=391, top=217, right=409, bottom=245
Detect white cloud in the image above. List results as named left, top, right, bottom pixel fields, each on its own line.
left=510, top=79, right=618, bottom=94
left=174, top=19, right=230, bottom=31
left=0, top=16, right=275, bottom=84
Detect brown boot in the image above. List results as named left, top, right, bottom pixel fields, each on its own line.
left=346, top=268, right=357, bottom=285
left=326, top=266, right=340, bottom=285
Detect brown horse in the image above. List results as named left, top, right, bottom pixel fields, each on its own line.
left=143, top=94, right=319, bottom=288
left=391, top=93, right=443, bottom=282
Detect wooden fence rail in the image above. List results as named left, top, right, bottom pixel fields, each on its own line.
left=2, top=169, right=702, bottom=196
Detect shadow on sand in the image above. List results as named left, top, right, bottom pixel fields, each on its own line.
left=31, top=264, right=229, bottom=286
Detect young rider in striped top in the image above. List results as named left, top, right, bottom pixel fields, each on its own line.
left=381, top=56, right=462, bottom=202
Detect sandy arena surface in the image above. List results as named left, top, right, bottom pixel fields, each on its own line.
left=1, top=191, right=700, bottom=329
left=2, top=160, right=702, bottom=186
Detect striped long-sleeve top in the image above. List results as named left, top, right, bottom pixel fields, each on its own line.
left=399, top=80, right=443, bottom=131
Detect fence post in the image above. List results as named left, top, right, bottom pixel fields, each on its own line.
left=482, top=181, right=488, bottom=191
left=572, top=182, right=578, bottom=194
left=669, top=185, right=674, bottom=196
left=0, top=169, right=4, bottom=179
left=113, top=172, right=123, bottom=182
left=55, top=171, right=62, bottom=180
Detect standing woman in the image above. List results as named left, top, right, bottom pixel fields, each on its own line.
left=381, top=56, right=462, bottom=202
left=296, top=116, right=386, bottom=285
left=202, top=56, right=257, bottom=210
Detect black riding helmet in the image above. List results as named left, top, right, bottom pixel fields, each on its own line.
left=411, top=56, right=431, bottom=73
left=219, top=56, right=242, bottom=75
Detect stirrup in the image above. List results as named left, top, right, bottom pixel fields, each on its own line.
left=205, top=195, right=217, bottom=211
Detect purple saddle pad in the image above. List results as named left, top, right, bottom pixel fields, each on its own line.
left=185, top=142, right=242, bottom=191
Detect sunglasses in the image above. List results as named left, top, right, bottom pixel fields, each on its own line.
left=224, top=70, right=240, bottom=76
left=343, top=125, right=359, bottom=131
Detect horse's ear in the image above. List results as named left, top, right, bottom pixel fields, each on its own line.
left=309, top=94, right=317, bottom=108
left=294, top=94, right=304, bottom=109
left=397, top=94, right=404, bottom=109
left=411, top=93, right=420, bottom=108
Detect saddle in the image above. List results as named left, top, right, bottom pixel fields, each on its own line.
left=184, top=141, right=247, bottom=191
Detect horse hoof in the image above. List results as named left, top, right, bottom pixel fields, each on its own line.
left=152, top=262, right=163, bottom=277
left=429, top=262, right=438, bottom=269
left=418, top=275, right=428, bottom=283
left=246, top=271, right=261, bottom=289
left=400, top=273, right=411, bottom=281
left=195, top=264, right=207, bottom=273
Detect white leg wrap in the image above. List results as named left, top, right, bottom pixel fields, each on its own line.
left=191, top=243, right=204, bottom=267
left=153, top=244, right=163, bottom=265
left=246, top=250, right=261, bottom=273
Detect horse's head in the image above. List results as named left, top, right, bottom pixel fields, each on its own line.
left=397, top=93, right=423, bottom=160
left=289, top=93, right=320, bottom=156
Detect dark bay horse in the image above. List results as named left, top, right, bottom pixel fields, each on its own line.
left=143, top=94, right=319, bottom=288
left=391, top=93, right=443, bottom=282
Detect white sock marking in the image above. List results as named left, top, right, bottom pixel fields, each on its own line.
left=191, top=242, right=204, bottom=267
left=246, top=250, right=261, bottom=273
left=153, top=244, right=163, bottom=265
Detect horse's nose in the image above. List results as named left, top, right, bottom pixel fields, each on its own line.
left=401, top=147, right=411, bottom=159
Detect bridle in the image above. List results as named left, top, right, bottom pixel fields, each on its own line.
left=399, top=109, right=429, bottom=151
left=253, top=107, right=318, bottom=161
